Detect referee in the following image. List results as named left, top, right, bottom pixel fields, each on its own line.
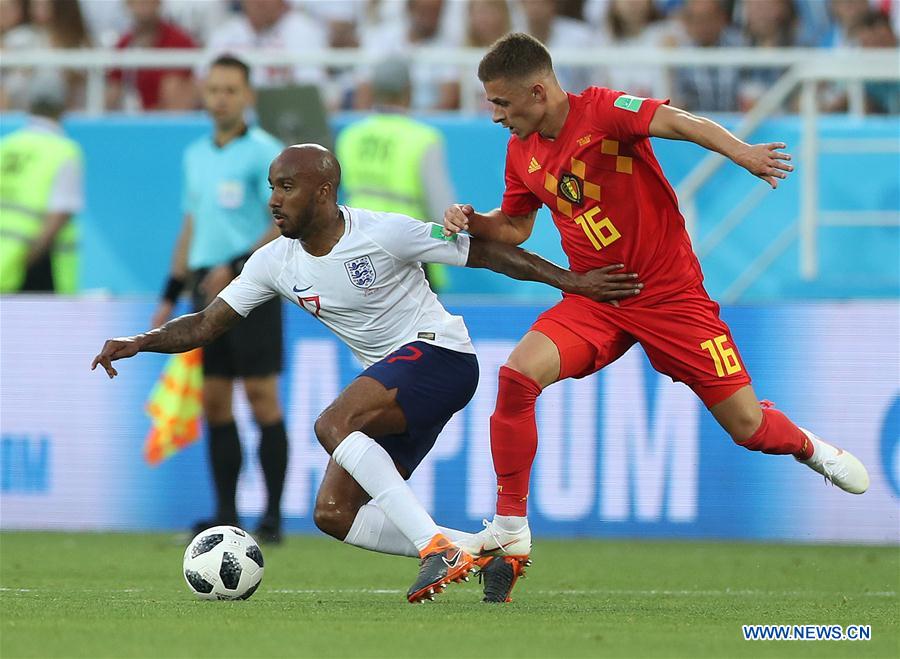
left=153, top=55, right=288, bottom=543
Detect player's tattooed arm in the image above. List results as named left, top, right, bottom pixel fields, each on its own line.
left=466, top=238, right=643, bottom=302
left=91, top=298, right=242, bottom=378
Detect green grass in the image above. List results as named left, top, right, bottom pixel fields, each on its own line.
left=1, top=533, right=898, bottom=658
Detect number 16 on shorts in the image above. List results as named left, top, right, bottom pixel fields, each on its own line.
left=700, top=334, right=743, bottom=377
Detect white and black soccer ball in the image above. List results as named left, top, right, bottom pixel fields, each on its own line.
left=183, top=526, right=264, bottom=600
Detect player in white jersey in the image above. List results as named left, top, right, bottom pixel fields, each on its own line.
left=92, top=144, right=643, bottom=603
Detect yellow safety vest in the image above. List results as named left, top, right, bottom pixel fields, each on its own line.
left=0, top=128, right=81, bottom=293
left=337, top=114, right=449, bottom=289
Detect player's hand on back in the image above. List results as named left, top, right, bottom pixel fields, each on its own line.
left=572, top=264, right=643, bottom=303
left=443, top=203, right=474, bottom=236
left=734, top=142, right=793, bottom=189
left=91, top=337, right=142, bottom=379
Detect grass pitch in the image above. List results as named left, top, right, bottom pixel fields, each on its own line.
left=1, top=532, right=897, bottom=658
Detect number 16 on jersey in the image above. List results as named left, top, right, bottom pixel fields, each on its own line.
left=700, top=334, right=742, bottom=377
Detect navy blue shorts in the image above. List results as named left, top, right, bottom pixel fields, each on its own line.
left=359, top=342, right=479, bottom=475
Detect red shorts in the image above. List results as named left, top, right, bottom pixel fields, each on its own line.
left=531, top=287, right=751, bottom=408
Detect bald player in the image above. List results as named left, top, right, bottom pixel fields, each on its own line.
left=92, top=144, right=644, bottom=603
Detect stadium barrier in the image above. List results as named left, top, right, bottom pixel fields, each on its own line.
left=0, top=112, right=897, bottom=301
left=1, top=296, right=897, bottom=544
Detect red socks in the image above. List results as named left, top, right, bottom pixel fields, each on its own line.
left=737, top=405, right=813, bottom=459
left=490, top=366, right=542, bottom=516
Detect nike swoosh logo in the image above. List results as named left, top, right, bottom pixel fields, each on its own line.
left=441, top=550, right=463, bottom=569
left=292, top=285, right=312, bottom=293
left=477, top=539, right=517, bottom=555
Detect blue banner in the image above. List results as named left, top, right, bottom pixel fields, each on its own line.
left=1, top=297, right=897, bottom=543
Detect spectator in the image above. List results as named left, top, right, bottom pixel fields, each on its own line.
left=205, top=0, right=326, bottom=88
left=737, top=0, right=804, bottom=111
left=467, top=0, right=512, bottom=48
left=599, top=0, right=674, bottom=99
left=458, top=0, right=513, bottom=111
left=0, top=72, right=84, bottom=294
left=357, top=0, right=461, bottom=111
left=0, top=0, right=38, bottom=110
left=106, top=0, right=198, bottom=112
left=854, top=10, right=900, bottom=114
left=741, top=0, right=802, bottom=47
left=557, top=0, right=588, bottom=20
left=19, top=0, right=92, bottom=111
left=519, top=0, right=596, bottom=92
left=1, top=0, right=32, bottom=46
left=162, top=0, right=231, bottom=45
left=791, top=0, right=835, bottom=47
left=825, top=0, right=871, bottom=47
left=672, top=0, right=745, bottom=112
left=819, top=0, right=876, bottom=112
left=299, top=0, right=362, bottom=110
left=79, top=0, right=130, bottom=48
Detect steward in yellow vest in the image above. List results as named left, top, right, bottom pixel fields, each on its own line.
left=337, top=58, right=456, bottom=292
left=0, top=86, right=83, bottom=294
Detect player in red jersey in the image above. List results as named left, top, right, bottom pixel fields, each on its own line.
left=443, top=33, right=870, bottom=603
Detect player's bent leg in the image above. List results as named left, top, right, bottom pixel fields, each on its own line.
left=313, top=459, right=371, bottom=541
left=314, top=376, right=474, bottom=602
left=711, top=385, right=869, bottom=494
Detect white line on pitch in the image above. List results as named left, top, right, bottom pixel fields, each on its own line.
left=3, top=587, right=895, bottom=598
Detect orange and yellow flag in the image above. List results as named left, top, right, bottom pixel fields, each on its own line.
left=143, top=349, right=203, bottom=465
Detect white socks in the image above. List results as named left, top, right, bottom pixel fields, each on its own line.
left=331, top=430, right=438, bottom=553
left=495, top=514, right=529, bottom=534
left=344, top=502, right=475, bottom=557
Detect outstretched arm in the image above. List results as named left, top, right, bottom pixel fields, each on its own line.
left=648, top=104, right=794, bottom=189
left=91, top=298, right=242, bottom=378
left=466, top=238, right=642, bottom=303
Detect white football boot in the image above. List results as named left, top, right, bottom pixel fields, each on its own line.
left=796, top=428, right=869, bottom=494
left=457, top=518, right=532, bottom=559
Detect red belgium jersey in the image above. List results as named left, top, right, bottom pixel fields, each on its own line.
left=501, top=87, right=704, bottom=305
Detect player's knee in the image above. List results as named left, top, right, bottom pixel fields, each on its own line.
left=313, top=500, right=352, bottom=540
left=726, top=407, right=764, bottom=444
left=313, top=413, right=344, bottom=454
left=243, top=384, right=280, bottom=425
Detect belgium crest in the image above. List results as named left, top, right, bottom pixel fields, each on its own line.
left=558, top=173, right=584, bottom=206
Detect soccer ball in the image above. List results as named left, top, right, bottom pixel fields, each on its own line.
left=183, top=525, right=264, bottom=600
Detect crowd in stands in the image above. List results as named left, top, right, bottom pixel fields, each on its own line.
left=1, top=0, right=898, bottom=114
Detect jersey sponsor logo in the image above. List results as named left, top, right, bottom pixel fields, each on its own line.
left=614, top=95, right=645, bottom=112
left=527, top=157, right=541, bottom=174
left=429, top=223, right=457, bottom=242
left=344, top=255, right=377, bottom=288
left=558, top=173, right=584, bottom=206
left=577, top=134, right=592, bottom=146
left=292, top=284, right=312, bottom=293
left=417, top=332, right=436, bottom=341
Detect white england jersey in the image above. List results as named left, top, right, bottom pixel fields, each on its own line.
left=218, top=206, right=475, bottom=367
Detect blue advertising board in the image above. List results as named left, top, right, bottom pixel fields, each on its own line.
left=1, top=297, right=897, bottom=544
